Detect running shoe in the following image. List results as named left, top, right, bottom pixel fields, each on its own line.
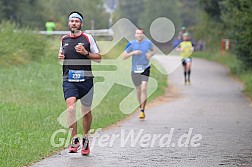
left=69, top=137, right=80, bottom=153
left=81, top=137, right=90, bottom=155
left=139, top=111, right=145, bottom=119
left=184, top=79, right=187, bottom=85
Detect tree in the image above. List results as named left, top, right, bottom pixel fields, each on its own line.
left=138, top=0, right=181, bottom=37
left=199, top=0, right=223, bottom=22
left=114, top=0, right=145, bottom=26
left=178, top=0, right=200, bottom=27
left=0, top=0, right=110, bottom=30
left=0, top=0, right=43, bottom=28
left=39, top=0, right=110, bottom=30
left=221, top=0, right=252, bottom=68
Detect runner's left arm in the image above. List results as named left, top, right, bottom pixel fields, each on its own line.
left=146, top=41, right=155, bottom=60
left=87, top=35, right=101, bottom=63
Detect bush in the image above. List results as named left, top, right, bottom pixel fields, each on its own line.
left=191, top=12, right=225, bottom=52
left=221, top=0, right=252, bottom=69
left=0, top=21, right=47, bottom=66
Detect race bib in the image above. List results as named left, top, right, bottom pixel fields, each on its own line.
left=68, top=70, right=85, bottom=82
left=134, top=65, right=145, bottom=73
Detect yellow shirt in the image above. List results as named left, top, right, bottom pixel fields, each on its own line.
left=45, top=22, right=56, bottom=32
left=179, top=41, right=193, bottom=59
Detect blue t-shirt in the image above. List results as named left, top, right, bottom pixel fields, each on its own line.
left=125, top=40, right=153, bottom=73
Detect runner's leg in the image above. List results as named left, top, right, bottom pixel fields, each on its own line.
left=187, top=62, right=192, bottom=82
left=183, top=64, right=187, bottom=83
left=81, top=104, right=92, bottom=155
left=66, top=97, right=77, bottom=138
left=140, top=81, right=148, bottom=111
left=136, top=85, right=141, bottom=107
left=81, top=105, right=92, bottom=138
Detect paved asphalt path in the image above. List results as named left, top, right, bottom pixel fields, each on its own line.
left=31, top=56, right=252, bottom=167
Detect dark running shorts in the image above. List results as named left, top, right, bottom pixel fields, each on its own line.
left=62, top=78, right=94, bottom=107
left=131, top=66, right=150, bottom=86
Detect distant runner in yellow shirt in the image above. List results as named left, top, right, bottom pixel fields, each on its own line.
left=176, top=32, right=194, bottom=84
left=45, top=20, right=56, bottom=35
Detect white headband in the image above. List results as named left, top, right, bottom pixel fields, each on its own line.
left=69, top=13, right=83, bottom=22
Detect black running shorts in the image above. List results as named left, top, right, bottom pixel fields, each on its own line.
left=62, top=78, right=94, bottom=107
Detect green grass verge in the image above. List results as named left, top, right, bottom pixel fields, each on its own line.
left=193, top=51, right=252, bottom=99
left=0, top=38, right=167, bottom=167
left=0, top=21, right=47, bottom=66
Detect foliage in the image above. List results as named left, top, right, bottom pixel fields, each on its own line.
left=114, top=0, right=145, bottom=26
left=0, top=0, right=44, bottom=28
left=199, top=0, right=223, bottom=22
left=190, top=12, right=225, bottom=50
left=0, top=0, right=110, bottom=30
left=197, top=0, right=252, bottom=69
left=221, top=0, right=252, bottom=69
left=0, top=21, right=47, bottom=66
left=178, top=0, right=201, bottom=27
left=138, top=0, right=181, bottom=32
left=115, top=0, right=181, bottom=34
left=38, top=0, right=110, bottom=30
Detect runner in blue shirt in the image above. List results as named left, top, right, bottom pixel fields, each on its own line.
left=123, top=28, right=155, bottom=119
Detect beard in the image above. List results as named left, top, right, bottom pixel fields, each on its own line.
left=69, top=25, right=82, bottom=34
